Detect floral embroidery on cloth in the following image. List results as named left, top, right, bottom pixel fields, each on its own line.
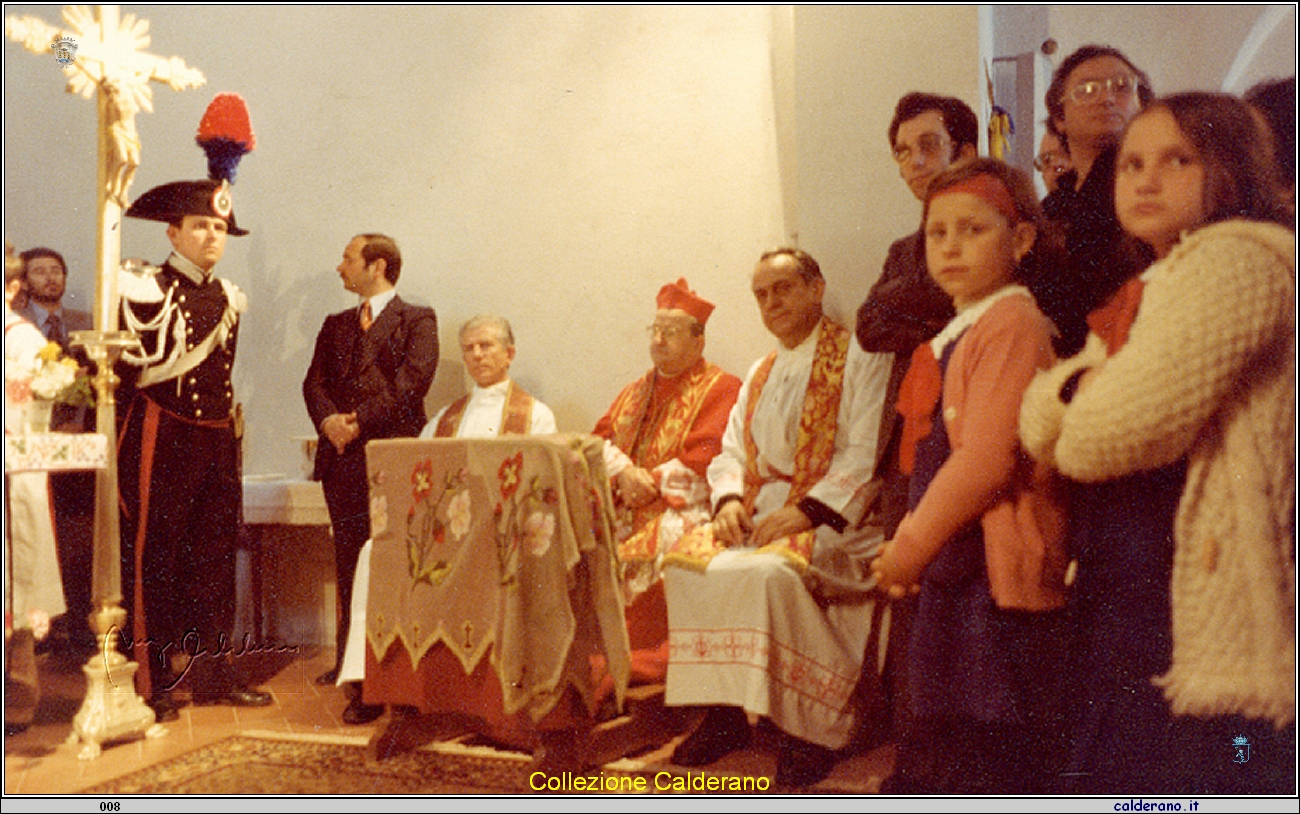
left=612, top=363, right=731, bottom=563
left=403, top=459, right=471, bottom=586
left=492, top=450, right=560, bottom=583
left=363, top=434, right=629, bottom=720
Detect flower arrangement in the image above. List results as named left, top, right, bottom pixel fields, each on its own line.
left=26, top=342, right=94, bottom=407
left=5, top=341, right=94, bottom=432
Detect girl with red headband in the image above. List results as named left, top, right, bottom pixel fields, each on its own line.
left=873, top=158, right=1071, bottom=793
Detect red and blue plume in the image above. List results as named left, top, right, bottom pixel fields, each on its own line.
left=196, top=92, right=256, bottom=183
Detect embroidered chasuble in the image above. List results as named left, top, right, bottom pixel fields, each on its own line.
left=664, top=317, right=850, bottom=570
left=600, top=358, right=737, bottom=563
left=588, top=357, right=740, bottom=707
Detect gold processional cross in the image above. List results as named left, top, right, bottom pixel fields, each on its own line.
left=5, top=4, right=206, bottom=759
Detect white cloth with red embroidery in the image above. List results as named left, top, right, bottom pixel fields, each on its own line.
left=664, top=325, right=891, bottom=749
left=666, top=548, right=883, bottom=749
left=4, top=308, right=66, bottom=636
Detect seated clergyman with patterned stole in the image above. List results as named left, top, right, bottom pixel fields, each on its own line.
left=335, top=314, right=555, bottom=724
left=589, top=279, right=741, bottom=704
left=661, top=249, right=892, bottom=788
left=421, top=314, right=557, bottom=438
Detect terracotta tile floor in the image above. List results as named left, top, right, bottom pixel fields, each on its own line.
left=4, top=645, right=891, bottom=795
left=4, top=645, right=365, bottom=794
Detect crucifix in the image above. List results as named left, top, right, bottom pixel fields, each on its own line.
left=5, top=4, right=205, bottom=759
left=7, top=4, right=206, bottom=327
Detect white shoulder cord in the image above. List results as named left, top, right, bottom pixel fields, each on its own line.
left=118, top=266, right=182, bottom=369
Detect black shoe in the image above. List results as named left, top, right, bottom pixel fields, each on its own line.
left=776, top=736, right=837, bottom=788
left=671, top=706, right=750, bottom=767
left=194, top=686, right=274, bottom=707
left=148, top=693, right=182, bottom=723
left=342, top=697, right=385, bottom=725
left=315, top=668, right=340, bottom=686
left=225, top=688, right=274, bottom=707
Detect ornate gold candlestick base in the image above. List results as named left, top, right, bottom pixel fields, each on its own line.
left=65, top=329, right=154, bottom=759
left=67, top=604, right=166, bottom=760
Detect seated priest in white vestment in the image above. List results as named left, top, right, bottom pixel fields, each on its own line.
left=662, top=248, right=891, bottom=788
left=336, top=314, right=555, bottom=724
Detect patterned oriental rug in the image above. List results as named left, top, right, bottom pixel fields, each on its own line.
left=83, top=733, right=535, bottom=795
left=80, top=731, right=830, bottom=796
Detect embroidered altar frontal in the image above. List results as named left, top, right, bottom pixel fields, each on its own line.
left=364, top=434, right=630, bottom=720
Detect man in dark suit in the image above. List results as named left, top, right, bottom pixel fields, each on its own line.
left=17, top=247, right=96, bottom=652
left=854, top=94, right=975, bottom=786
left=303, top=234, right=439, bottom=703
left=18, top=247, right=94, bottom=353
left=1039, top=44, right=1153, bottom=356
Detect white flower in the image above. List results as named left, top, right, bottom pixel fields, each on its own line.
left=447, top=489, right=471, bottom=539
left=522, top=510, right=555, bottom=558
left=28, top=344, right=78, bottom=400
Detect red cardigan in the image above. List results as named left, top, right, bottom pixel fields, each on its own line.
left=893, top=291, right=1069, bottom=611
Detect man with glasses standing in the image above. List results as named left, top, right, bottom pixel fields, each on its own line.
left=852, top=92, right=979, bottom=784
left=590, top=279, right=740, bottom=703
left=856, top=93, right=977, bottom=539
left=1039, top=44, right=1154, bottom=354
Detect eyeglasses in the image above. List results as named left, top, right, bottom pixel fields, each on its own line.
left=644, top=319, right=696, bottom=338
left=1034, top=153, right=1069, bottom=174
left=892, top=133, right=952, bottom=165
left=1068, top=76, right=1141, bottom=104
left=646, top=324, right=691, bottom=341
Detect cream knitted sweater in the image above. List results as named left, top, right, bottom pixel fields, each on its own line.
left=1019, top=219, right=1296, bottom=727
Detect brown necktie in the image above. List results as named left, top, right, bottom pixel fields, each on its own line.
left=359, top=301, right=373, bottom=332
left=45, top=312, right=67, bottom=350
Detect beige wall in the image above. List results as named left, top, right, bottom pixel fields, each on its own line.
left=1046, top=4, right=1296, bottom=94
left=790, top=5, right=983, bottom=322
left=5, top=5, right=787, bottom=475
left=4, top=5, right=1294, bottom=477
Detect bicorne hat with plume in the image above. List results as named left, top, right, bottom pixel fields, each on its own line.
left=125, top=92, right=256, bottom=236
